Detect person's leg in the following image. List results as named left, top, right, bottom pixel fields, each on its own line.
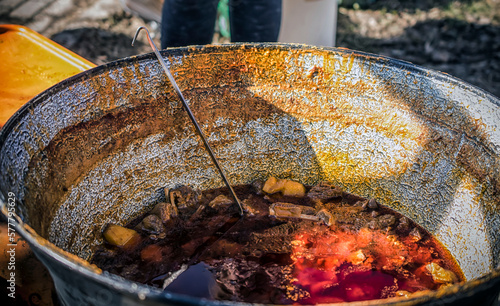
left=229, top=0, right=282, bottom=43
left=161, top=0, right=219, bottom=48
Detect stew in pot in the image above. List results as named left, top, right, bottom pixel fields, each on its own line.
left=91, top=177, right=463, bottom=304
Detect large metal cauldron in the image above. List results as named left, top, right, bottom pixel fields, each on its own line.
left=0, top=44, right=499, bottom=305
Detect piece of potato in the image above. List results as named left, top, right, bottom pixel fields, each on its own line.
left=426, top=262, right=458, bottom=284
left=262, top=176, right=285, bottom=194
left=282, top=180, right=306, bottom=197
left=262, top=177, right=306, bottom=197
left=103, top=224, right=139, bottom=248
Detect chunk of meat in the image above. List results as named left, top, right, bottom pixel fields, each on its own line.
left=209, top=195, right=234, bottom=208
left=367, top=214, right=396, bottom=230
left=169, top=185, right=202, bottom=212
left=316, top=209, right=335, bottom=226
left=136, top=214, right=165, bottom=235
left=396, top=216, right=411, bottom=234
left=242, top=198, right=259, bottom=216
left=409, top=227, right=422, bottom=242
left=367, top=199, right=378, bottom=209
left=269, top=202, right=316, bottom=219
left=151, top=202, right=178, bottom=223
left=251, top=180, right=265, bottom=195
left=378, top=214, right=396, bottom=228
left=141, top=244, right=163, bottom=263
left=307, top=182, right=343, bottom=204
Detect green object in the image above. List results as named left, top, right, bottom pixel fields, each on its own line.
left=217, top=0, right=230, bottom=38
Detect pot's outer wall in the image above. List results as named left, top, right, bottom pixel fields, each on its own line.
left=0, top=44, right=499, bottom=305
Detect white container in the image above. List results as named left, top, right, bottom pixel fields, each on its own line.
left=278, top=0, right=338, bottom=47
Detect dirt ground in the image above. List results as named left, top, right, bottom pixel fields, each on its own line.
left=47, top=0, right=500, bottom=97
left=336, top=0, right=500, bottom=97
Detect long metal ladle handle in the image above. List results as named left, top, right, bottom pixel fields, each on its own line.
left=132, top=26, right=244, bottom=216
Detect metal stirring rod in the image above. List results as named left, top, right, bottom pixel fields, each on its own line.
left=132, top=26, right=244, bottom=216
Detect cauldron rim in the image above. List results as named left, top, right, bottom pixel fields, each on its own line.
left=2, top=42, right=499, bottom=142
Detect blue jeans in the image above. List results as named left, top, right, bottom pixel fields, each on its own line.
left=161, top=0, right=282, bottom=48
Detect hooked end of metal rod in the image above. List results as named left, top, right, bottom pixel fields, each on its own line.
left=131, top=26, right=149, bottom=47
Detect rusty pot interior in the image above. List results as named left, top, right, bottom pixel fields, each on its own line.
left=0, top=44, right=499, bottom=304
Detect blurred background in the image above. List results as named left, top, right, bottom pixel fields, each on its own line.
left=0, top=0, right=499, bottom=97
